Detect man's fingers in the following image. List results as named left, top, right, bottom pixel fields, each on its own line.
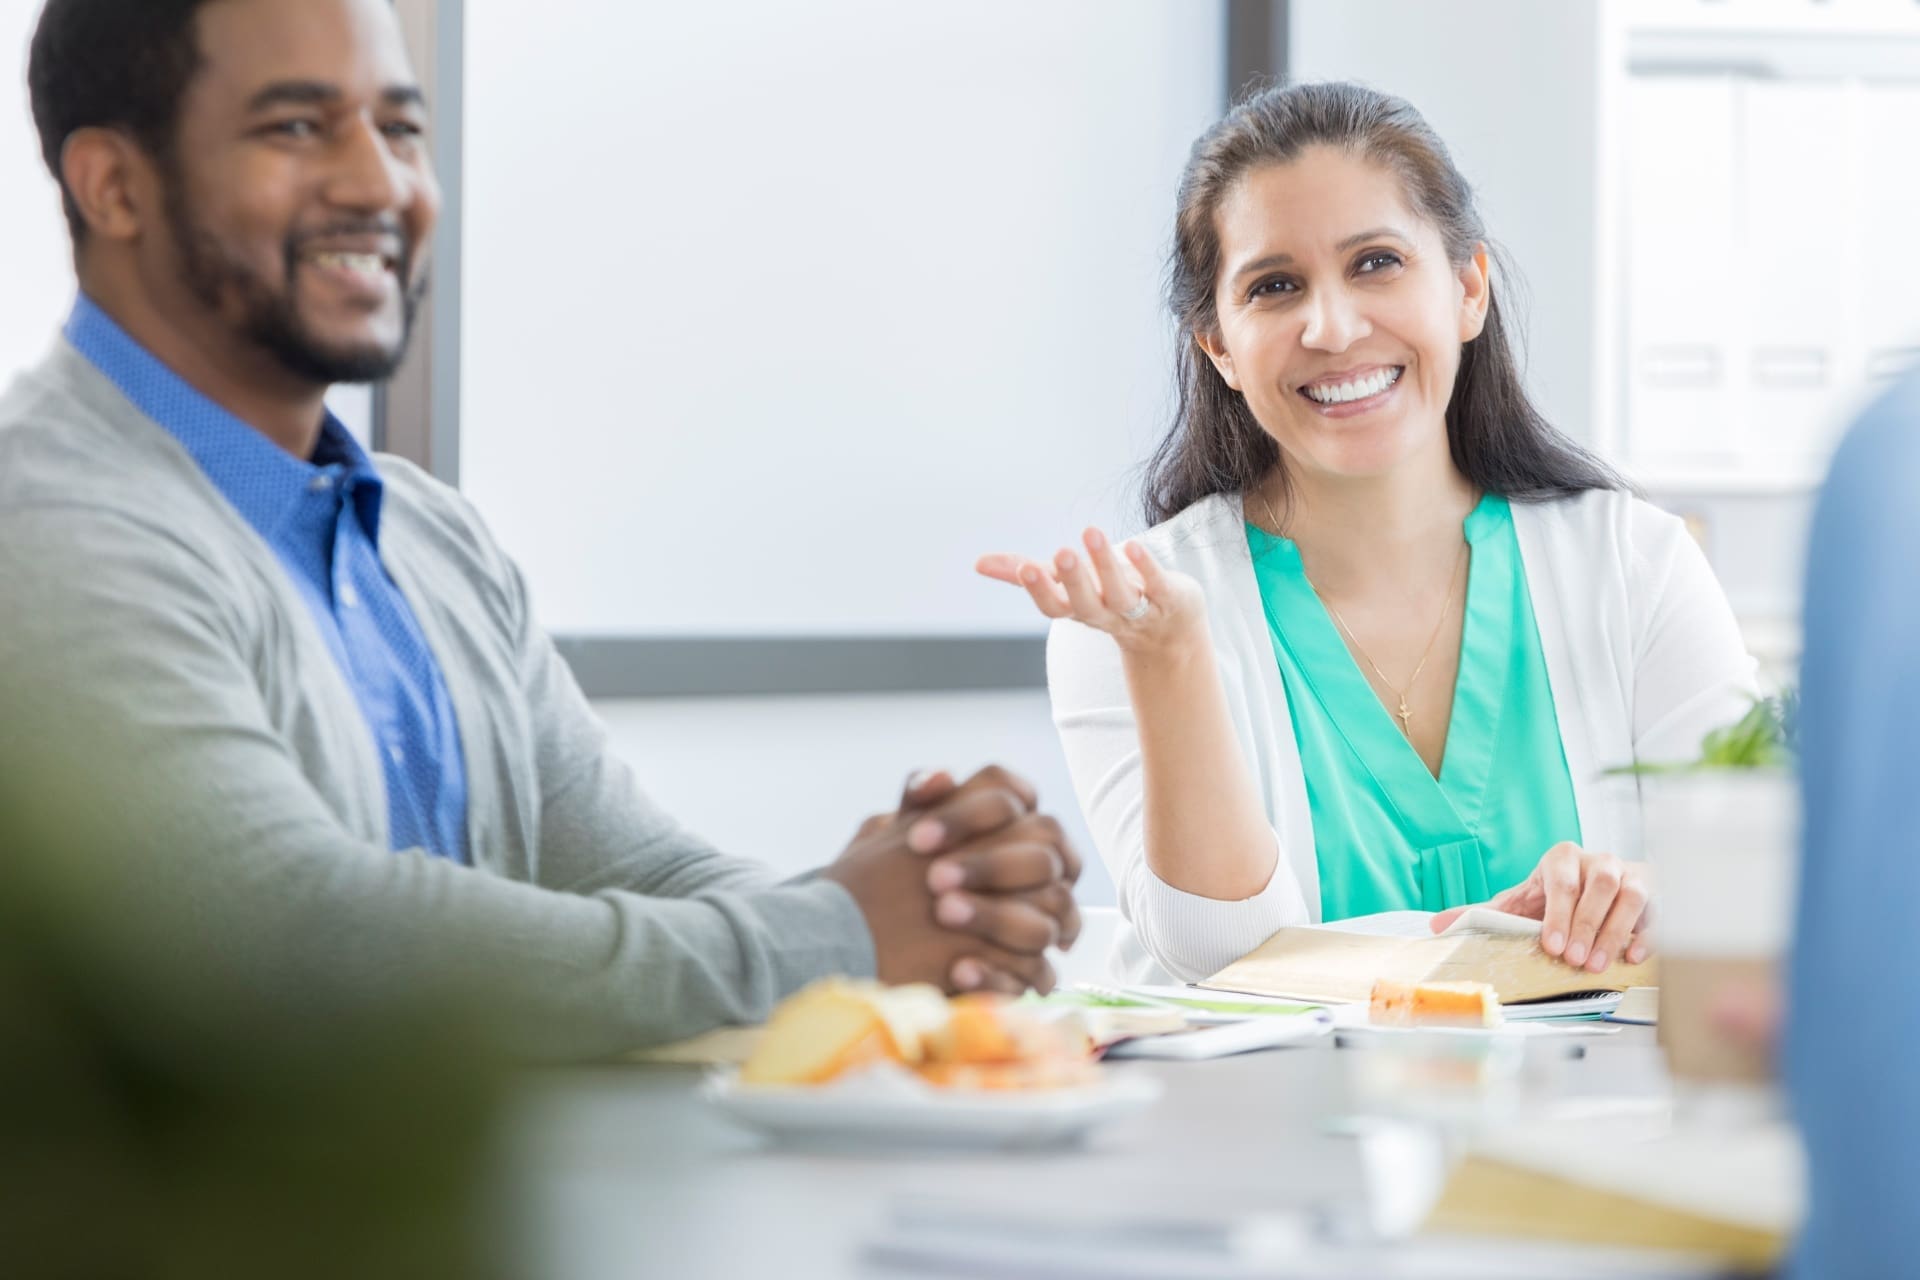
left=907, top=786, right=1028, bottom=855
left=927, top=842, right=1062, bottom=894
left=899, top=768, right=957, bottom=812
left=1028, top=882, right=1082, bottom=950
left=953, top=765, right=1039, bottom=815
left=906, top=765, right=1042, bottom=853
left=934, top=891, right=1060, bottom=955
left=1053, top=822, right=1084, bottom=885
left=970, top=947, right=1057, bottom=995
left=956, top=961, right=1029, bottom=996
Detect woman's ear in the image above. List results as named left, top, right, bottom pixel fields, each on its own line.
left=1195, top=329, right=1241, bottom=391
left=1458, top=244, right=1491, bottom=342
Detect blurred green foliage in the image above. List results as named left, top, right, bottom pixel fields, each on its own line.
left=0, top=785, right=515, bottom=1280
left=1610, top=690, right=1799, bottom=775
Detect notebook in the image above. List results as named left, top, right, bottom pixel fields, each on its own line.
left=1197, top=908, right=1659, bottom=1007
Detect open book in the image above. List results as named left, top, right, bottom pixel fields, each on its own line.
left=1197, top=908, right=1659, bottom=1006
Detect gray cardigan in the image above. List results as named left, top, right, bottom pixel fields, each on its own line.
left=0, top=341, right=873, bottom=1056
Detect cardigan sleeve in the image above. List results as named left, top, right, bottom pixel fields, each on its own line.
left=0, top=495, right=872, bottom=1060
left=1046, top=615, right=1310, bottom=984
left=1622, top=500, right=1763, bottom=765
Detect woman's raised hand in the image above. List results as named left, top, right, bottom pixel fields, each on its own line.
left=976, top=528, right=1206, bottom=656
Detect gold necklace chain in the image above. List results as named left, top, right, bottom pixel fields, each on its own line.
left=1256, top=489, right=1467, bottom=739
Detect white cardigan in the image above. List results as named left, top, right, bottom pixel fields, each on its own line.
left=1047, top=489, right=1760, bottom=984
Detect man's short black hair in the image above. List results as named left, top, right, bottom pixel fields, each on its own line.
left=28, top=0, right=217, bottom=241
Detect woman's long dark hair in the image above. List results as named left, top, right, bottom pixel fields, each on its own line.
left=1143, top=80, right=1622, bottom=526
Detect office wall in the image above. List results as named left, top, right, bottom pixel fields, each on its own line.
left=0, top=1, right=76, bottom=389
left=1288, top=0, right=1606, bottom=451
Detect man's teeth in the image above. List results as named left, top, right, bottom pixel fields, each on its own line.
left=1304, top=367, right=1401, bottom=404
left=308, top=251, right=388, bottom=274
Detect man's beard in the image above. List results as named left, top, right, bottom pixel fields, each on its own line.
left=164, top=181, right=425, bottom=386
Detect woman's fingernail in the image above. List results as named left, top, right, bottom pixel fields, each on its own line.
left=952, top=959, right=983, bottom=990
left=1588, top=951, right=1609, bottom=972
left=1565, top=941, right=1587, bottom=967
left=1545, top=931, right=1565, bottom=955
left=1019, top=566, right=1040, bottom=585
left=906, top=768, right=934, bottom=791
left=908, top=819, right=944, bottom=852
left=1629, top=945, right=1647, bottom=964
left=928, top=862, right=963, bottom=892
left=1087, top=529, right=1107, bottom=551
left=937, top=894, right=974, bottom=926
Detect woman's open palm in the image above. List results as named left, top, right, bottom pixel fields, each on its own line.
left=976, top=528, right=1206, bottom=655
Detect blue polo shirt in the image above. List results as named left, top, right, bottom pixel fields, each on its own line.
left=64, top=295, right=470, bottom=864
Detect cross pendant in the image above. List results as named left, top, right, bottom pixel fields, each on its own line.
left=1396, top=700, right=1413, bottom=735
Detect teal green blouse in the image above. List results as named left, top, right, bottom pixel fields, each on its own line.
left=1247, top=495, right=1582, bottom=920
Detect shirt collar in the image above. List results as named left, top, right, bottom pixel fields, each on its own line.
left=64, top=293, right=385, bottom=545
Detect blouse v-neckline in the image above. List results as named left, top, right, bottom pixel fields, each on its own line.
left=1246, top=494, right=1515, bottom=846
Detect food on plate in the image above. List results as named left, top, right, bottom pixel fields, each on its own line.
left=1368, top=978, right=1503, bottom=1028
left=740, top=981, right=1096, bottom=1090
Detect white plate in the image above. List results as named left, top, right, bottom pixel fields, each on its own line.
left=702, top=1067, right=1163, bottom=1149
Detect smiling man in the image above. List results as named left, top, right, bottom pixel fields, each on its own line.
left=0, top=0, right=1080, bottom=1057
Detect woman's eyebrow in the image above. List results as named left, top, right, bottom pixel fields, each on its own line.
left=1229, top=226, right=1415, bottom=283
left=1337, top=226, right=1413, bottom=250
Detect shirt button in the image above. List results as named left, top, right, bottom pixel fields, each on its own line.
left=387, top=743, right=406, bottom=765
left=309, top=474, right=334, bottom=493
left=339, top=582, right=360, bottom=608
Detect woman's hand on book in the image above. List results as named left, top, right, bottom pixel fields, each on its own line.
left=1430, top=842, right=1652, bottom=974
left=977, top=528, right=1206, bottom=658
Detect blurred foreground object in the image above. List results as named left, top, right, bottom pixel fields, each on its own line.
left=0, top=765, right=513, bottom=1280
left=1789, top=373, right=1920, bottom=1274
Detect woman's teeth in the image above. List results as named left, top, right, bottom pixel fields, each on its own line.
left=1303, top=366, right=1402, bottom=405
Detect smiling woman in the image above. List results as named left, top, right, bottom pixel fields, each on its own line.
left=979, top=81, right=1761, bottom=985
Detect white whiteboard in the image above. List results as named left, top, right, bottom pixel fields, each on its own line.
left=460, top=0, right=1225, bottom=636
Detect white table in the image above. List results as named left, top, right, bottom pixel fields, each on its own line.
left=504, top=1027, right=1692, bottom=1278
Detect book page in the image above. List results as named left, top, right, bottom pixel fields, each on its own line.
left=1439, top=907, right=1545, bottom=939
left=1199, top=924, right=1660, bottom=1005
left=1313, top=910, right=1438, bottom=938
